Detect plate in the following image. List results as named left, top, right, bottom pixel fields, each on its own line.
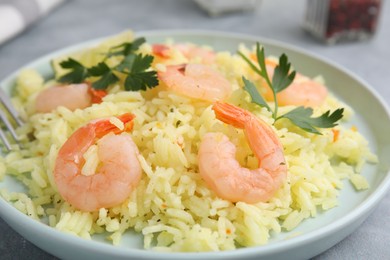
left=1, top=30, right=390, bottom=260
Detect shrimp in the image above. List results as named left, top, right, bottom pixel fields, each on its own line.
left=35, top=83, right=107, bottom=113
left=249, top=55, right=328, bottom=107
left=198, top=102, right=287, bottom=203
left=158, top=64, right=232, bottom=102
left=153, top=43, right=216, bottom=64
left=262, top=72, right=328, bottom=107
left=54, top=113, right=142, bottom=212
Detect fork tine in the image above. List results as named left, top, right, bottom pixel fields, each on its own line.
left=0, top=108, right=20, bottom=142
left=0, top=87, right=23, bottom=150
left=0, top=88, right=24, bottom=126
left=0, top=127, right=12, bottom=151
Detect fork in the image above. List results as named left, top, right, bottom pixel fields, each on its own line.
left=0, top=87, right=24, bottom=151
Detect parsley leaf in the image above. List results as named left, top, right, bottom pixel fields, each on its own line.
left=107, top=37, right=146, bottom=57
left=272, top=54, right=296, bottom=93
left=278, top=107, right=344, bottom=134
left=239, top=43, right=296, bottom=119
left=116, top=53, right=158, bottom=91
left=57, top=37, right=158, bottom=92
left=124, top=71, right=158, bottom=91
left=58, top=58, right=89, bottom=83
left=116, top=53, right=154, bottom=73
left=239, top=42, right=344, bottom=135
left=88, top=62, right=119, bottom=90
left=242, top=76, right=271, bottom=112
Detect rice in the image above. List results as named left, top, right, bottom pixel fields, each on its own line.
left=0, top=32, right=378, bottom=252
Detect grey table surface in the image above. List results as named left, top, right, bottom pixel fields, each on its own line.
left=0, top=0, right=389, bottom=259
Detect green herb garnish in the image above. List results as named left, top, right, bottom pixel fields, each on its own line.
left=58, top=58, right=89, bottom=84
left=58, top=37, right=158, bottom=91
left=106, top=37, right=146, bottom=58
left=88, top=62, right=119, bottom=90
left=238, top=43, right=344, bottom=134
left=278, top=106, right=344, bottom=134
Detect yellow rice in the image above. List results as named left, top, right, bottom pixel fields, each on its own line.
left=0, top=31, right=377, bottom=251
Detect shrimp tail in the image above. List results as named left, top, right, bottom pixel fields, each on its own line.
left=117, top=113, right=136, bottom=132
left=94, top=113, right=135, bottom=138
left=88, top=87, right=107, bottom=104
left=212, top=101, right=251, bottom=129
left=152, top=44, right=170, bottom=58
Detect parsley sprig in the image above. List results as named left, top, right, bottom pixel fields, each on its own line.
left=57, top=37, right=158, bottom=91
left=238, top=43, right=344, bottom=134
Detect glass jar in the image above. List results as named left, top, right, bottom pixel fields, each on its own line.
left=304, top=0, right=382, bottom=44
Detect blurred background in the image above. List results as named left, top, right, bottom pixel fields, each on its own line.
left=0, top=0, right=389, bottom=259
